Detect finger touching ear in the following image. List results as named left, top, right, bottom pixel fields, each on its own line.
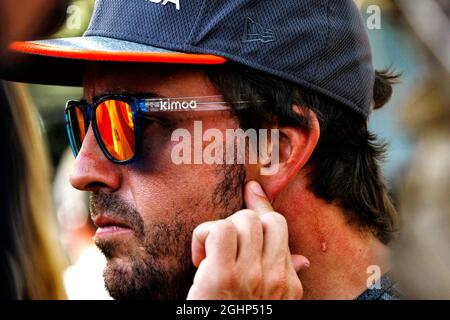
left=244, top=181, right=274, bottom=214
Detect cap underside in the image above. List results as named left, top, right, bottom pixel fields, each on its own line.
left=9, top=36, right=226, bottom=64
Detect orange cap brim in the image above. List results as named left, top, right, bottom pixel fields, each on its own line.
left=9, top=41, right=227, bottom=65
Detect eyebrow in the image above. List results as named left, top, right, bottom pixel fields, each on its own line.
left=82, top=91, right=164, bottom=102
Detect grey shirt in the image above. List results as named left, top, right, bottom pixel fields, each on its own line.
left=356, top=273, right=403, bottom=300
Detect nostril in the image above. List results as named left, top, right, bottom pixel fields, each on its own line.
left=84, top=182, right=110, bottom=191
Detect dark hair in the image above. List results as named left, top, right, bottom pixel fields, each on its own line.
left=207, top=64, right=399, bottom=244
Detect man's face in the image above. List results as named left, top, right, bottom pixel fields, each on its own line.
left=71, top=63, right=246, bottom=299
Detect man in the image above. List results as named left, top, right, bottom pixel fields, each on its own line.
left=5, top=0, right=401, bottom=299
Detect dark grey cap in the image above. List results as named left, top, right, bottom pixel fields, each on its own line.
left=5, top=0, right=375, bottom=118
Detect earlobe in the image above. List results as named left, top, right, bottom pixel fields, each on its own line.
left=258, top=105, right=320, bottom=200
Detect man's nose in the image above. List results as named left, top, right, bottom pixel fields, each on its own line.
left=70, top=126, right=122, bottom=192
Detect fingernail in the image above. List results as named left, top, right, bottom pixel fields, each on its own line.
left=304, top=260, right=311, bottom=268
left=250, top=181, right=266, bottom=197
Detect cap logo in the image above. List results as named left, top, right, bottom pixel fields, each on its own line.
left=144, top=0, right=180, bottom=11
left=243, top=17, right=275, bottom=43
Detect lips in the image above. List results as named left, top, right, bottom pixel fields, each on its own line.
left=93, top=215, right=133, bottom=237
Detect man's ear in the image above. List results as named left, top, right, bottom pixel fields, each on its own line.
left=258, top=105, right=320, bottom=200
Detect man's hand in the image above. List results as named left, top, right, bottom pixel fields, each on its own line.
left=187, top=181, right=309, bottom=300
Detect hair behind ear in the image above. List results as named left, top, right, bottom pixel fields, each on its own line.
left=373, top=69, right=401, bottom=110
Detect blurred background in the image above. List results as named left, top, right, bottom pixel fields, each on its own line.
left=1, top=0, right=449, bottom=299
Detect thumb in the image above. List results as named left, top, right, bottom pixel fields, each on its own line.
left=291, top=254, right=310, bottom=273
left=244, top=181, right=274, bottom=214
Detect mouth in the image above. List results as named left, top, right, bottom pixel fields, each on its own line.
left=93, top=215, right=133, bottom=238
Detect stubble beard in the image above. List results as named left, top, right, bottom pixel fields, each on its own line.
left=91, top=164, right=245, bottom=300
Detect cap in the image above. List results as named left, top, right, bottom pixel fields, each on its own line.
left=5, top=0, right=375, bottom=118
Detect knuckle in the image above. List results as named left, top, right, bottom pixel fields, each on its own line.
left=234, top=209, right=259, bottom=221
left=212, top=219, right=236, bottom=236
left=192, top=224, right=206, bottom=240
left=229, top=210, right=262, bottom=232
left=242, top=212, right=262, bottom=227
left=192, top=223, right=205, bottom=235
left=236, top=209, right=255, bottom=216
left=261, top=211, right=288, bottom=229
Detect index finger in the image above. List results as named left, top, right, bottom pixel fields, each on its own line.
left=191, top=221, right=214, bottom=267
left=244, top=181, right=274, bottom=214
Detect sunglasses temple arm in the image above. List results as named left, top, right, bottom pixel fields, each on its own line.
left=140, top=102, right=250, bottom=113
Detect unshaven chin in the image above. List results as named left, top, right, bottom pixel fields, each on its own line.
left=91, top=164, right=245, bottom=300
left=98, top=211, right=198, bottom=300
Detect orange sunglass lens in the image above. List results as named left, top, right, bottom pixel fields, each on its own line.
left=74, top=107, right=87, bottom=145
left=95, top=100, right=135, bottom=161
left=67, top=105, right=87, bottom=153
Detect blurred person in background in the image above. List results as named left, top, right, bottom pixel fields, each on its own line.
left=0, top=82, right=67, bottom=299
left=393, top=74, right=450, bottom=299
left=0, top=0, right=69, bottom=299
left=54, top=148, right=111, bottom=300
left=354, top=0, right=450, bottom=299
left=0, top=0, right=68, bottom=66
left=54, top=149, right=95, bottom=265
left=389, top=0, right=450, bottom=299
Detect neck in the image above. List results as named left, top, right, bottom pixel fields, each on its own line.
left=274, top=180, right=391, bottom=299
